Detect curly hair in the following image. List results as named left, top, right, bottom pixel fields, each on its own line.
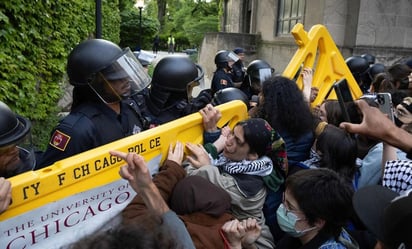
left=258, top=76, right=314, bottom=139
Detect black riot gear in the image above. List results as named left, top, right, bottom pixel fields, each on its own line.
left=67, top=39, right=150, bottom=104
left=211, top=87, right=250, bottom=109
left=151, top=56, right=204, bottom=94
left=245, top=59, right=274, bottom=95
left=214, top=50, right=239, bottom=69
left=0, top=101, right=35, bottom=177
left=145, top=56, right=209, bottom=124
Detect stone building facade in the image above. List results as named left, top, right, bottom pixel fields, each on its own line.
left=198, top=0, right=412, bottom=84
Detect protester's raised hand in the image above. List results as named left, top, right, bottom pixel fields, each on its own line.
left=0, top=177, right=11, bottom=214
left=110, top=151, right=151, bottom=193
left=340, top=99, right=394, bottom=141
left=200, top=104, right=221, bottom=132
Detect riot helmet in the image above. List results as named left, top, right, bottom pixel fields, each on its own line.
left=211, top=87, right=249, bottom=109
left=0, top=101, right=35, bottom=178
left=150, top=56, right=205, bottom=102
left=214, top=50, right=239, bottom=69
left=67, top=39, right=151, bottom=104
left=361, top=53, right=376, bottom=65
left=246, top=59, right=274, bottom=94
left=345, top=56, right=369, bottom=75
left=345, top=56, right=370, bottom=86
left=368, top=63, right=385, bottom=81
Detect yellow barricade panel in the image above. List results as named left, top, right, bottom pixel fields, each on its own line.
left=0, top=101, right=247, bottom=249
left=2, top=100, right=247, bottom=220
left=282, top=23, right=363, bottom=107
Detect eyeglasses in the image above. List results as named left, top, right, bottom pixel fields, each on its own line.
left=282, top=193, right=304, bottom=216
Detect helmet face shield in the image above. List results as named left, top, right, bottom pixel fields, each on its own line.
left=249, top=68, right=273, bottom=93
left=0, top=131, right=35, bottom=178
left=227, top=51, right=240, bottom=63
left=90, top=48, right=151, bottom=104
left=187, top=64, right=205, bottom=102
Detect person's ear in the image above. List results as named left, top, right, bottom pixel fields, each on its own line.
left=247, top=152, right=258, bottom=160
left=314, top=218, right=326, bottom=230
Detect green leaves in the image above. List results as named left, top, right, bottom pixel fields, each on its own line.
left=0, top=1, right=120, bottom=150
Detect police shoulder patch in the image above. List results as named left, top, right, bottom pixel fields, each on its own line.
left=220, top=79, right=228, bottom=86
left=49, top=130, right=71, bottom=151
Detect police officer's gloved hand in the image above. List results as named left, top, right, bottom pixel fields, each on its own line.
left=191, top=89, right=213, bottom=110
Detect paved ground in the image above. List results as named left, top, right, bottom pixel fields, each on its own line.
left=141, top=50, right=189, bottom=67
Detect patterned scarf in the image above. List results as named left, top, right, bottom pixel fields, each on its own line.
left=212, top=155, right=273, bottom=176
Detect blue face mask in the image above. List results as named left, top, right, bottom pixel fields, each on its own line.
left=276, top=203, right=317, bottom=237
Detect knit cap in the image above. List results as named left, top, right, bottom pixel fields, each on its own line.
left=238, top=118, right=274, bottom=157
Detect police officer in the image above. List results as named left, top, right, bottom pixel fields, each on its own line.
left=231, top=47, right=246, bottom=87
left=211, top=87, right=250, bottom=110
left=37, top=39, right=151, bottom=168
left=211, top=50, right=239, bottom=95
left=345, top=56, right=370, bottom=93
left=0, top=101, right=35, bottom=178
left=140, top=55, right=212, bottom=126
left=240, top=59, right=274, bottom=101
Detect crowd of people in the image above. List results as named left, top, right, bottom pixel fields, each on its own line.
left=1, top=39, right=412, bottom=249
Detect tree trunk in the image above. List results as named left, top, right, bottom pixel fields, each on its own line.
left=157, top=0, right=167, bottom=30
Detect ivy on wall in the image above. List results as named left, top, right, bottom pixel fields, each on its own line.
left=0, top=0, right=120, bottom=150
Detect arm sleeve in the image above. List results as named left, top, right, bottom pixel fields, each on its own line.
left=161, top=211, right=196, bottom=249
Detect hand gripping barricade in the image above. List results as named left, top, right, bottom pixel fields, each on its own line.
left=282, top=23, right=363, bottom=108
left=0, top=101, right=248, bottom=249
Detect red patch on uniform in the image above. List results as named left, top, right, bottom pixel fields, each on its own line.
left=49, top=130, right=71, bottom=151
left=220, top=79, right=228, bottom=86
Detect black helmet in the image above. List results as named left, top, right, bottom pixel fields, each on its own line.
left=211, top=87, right=249, bottom=109
left=246, top=60, right=274, bottom=78
left=214, top=50, right=239, bottom=69
left=0, top=101, right=35, bottom=177
left=67, top=39, right=151, bottom=104
left=151, top=56, right=204, bottom=93
left=246, top=60, right=274, bottom=94
left=0, top=101, right=31, bottom=147
left=345, top=56, right=369, bottom=74
left=67, top=39, right=124, bottom=86
left=368, top=63, right=385, bottom=79
left=361, top=53, right=376, bottom=65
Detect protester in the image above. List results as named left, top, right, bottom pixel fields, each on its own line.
left=276, top=168, right=358, bottom=249
left=185, top=113, right=279, bottom=248
left=0, top=177, right=11, bottom=214
left=120, top=141, right=234, bottom=249
left=69, top=148, right=196, bottom=249
left=340, top=99, right=412, bottom=159
left=353, top=185, right=412, bottom=249
left=300, top=123, right=359, bottom=189
left=38, top=39, right=151, bottom=168
left=253, top=75, right=314, bottom=174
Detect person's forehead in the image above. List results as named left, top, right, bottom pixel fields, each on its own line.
left=233, top=125, right=245, bottom=143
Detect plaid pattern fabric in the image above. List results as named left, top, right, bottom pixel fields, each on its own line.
left=383, top=160, right=412, bottom=194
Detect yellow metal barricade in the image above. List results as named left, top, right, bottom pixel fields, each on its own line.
left=282, top=23, right=363, bottom=107
left=2, top=100, right=247, bottom=220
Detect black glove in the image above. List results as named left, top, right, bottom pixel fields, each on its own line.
left=191, top=89, right=213, bottom=109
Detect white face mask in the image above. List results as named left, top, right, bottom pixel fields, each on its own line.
left=276, top=203, right=317, bottom=237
